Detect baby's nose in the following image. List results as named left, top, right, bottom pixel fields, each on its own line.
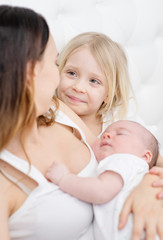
left=102, top=132, right=112, bottom=139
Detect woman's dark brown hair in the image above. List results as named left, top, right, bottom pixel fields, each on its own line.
left=0, top=5, right=56, bottom=152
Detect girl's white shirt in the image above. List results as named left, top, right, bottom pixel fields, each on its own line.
left=0, top=109, right=97, bottom=240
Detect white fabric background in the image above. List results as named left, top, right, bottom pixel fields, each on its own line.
left=0, top=0, right=163, bottom=151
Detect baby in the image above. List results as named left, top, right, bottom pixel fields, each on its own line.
left=46, top=120, right=159, bottom=240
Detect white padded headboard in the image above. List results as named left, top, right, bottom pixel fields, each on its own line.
left=1, top=0, right=163, bottom=151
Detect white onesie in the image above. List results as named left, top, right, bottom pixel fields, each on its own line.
left=0, top=109, right=97, bottom=240
left=93, top=153, right=149, bottom=240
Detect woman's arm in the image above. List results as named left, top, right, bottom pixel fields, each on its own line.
left=0, top=175, right=11, bottom=240
left=46, top=161, right=123, bottom=204
left=0, top=204, right=10, bottom=240
left=119, top=173, right=163, bottom=240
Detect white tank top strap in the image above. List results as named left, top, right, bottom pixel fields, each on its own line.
left=55, top=108, right=87, bottom=143
left=0, top=150, right=47, bottom=189
left=0, top=168, right=31, bottom=195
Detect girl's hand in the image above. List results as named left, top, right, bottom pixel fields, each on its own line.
left=118, top=174, right=163, bottom=240
left=150, top=166, right=163, bottom=199
left=46, top=161, right=70, bottom=185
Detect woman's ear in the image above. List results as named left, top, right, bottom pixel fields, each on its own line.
left=26, top=61, right=40, bottom=88
left=142, top=150, right=152, bottom=164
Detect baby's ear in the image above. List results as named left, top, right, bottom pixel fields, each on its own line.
left=142, top=150, right=152, bottom=164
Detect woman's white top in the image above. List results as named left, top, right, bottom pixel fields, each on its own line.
left=0, top=109, right=97, bottom=240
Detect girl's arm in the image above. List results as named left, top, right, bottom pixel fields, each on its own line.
left=119, top=173, right=163, bottom=240
left=46, top=161, right=123, bottom=204
left=57, top=99, right=97, bottom=145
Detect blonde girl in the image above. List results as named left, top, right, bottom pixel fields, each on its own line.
left=57, top=32, right=134, bottom=136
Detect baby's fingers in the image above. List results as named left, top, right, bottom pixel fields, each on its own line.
left=46, top=161, right=69, bottom=184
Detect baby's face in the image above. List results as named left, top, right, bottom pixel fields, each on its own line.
left=92, top=120, right=146, bottom=162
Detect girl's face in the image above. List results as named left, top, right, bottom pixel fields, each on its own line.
left=34, top=34, right=59, bottom=116
left=57, top=46, right=108, bottom=119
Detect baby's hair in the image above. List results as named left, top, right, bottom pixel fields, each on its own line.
left=143, top=127, right=159, bottom=168
left=58, top=32, right=135, bottom=122
left=130, top=121, right=159, bottom=168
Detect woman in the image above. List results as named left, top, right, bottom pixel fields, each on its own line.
left=0, top=5, right=162, bottom=240
left=0, top=5, right=97, bottom=239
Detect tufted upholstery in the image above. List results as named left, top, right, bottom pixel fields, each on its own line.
left=0, top=0, right=163, bottom=151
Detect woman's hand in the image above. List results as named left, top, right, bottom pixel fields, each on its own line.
left=46, top=161, right=70, bottom=185
left=118, top=173, right=163, bottom=240
left=150, top=166, right=163, bottom=199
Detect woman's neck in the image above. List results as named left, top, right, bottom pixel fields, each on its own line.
left=5, top=121, right=40, bottom=157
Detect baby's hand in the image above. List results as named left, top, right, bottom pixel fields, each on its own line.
left=46, top=161, right=70, bottom=185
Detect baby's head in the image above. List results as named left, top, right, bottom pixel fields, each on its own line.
left=57, top=32, right=133, bottom=120
left=92, top=120, right=159, bottom=168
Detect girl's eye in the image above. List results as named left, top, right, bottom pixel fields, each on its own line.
left=67, top=71, right=77, bottom=77
left=90, top=79, right=100, bottom=85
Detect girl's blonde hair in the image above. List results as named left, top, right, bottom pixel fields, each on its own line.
left=58, top=32, right=134, bottom=122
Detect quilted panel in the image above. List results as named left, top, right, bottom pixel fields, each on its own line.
left=1, top=0, right=163, bottom=151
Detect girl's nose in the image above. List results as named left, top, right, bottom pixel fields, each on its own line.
left=72, top=80, right=86, bottom=93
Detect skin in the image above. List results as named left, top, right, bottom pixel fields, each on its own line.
left=32, top=35, right=60, bottom=115
left=57, top=46, right=108, bottom=136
